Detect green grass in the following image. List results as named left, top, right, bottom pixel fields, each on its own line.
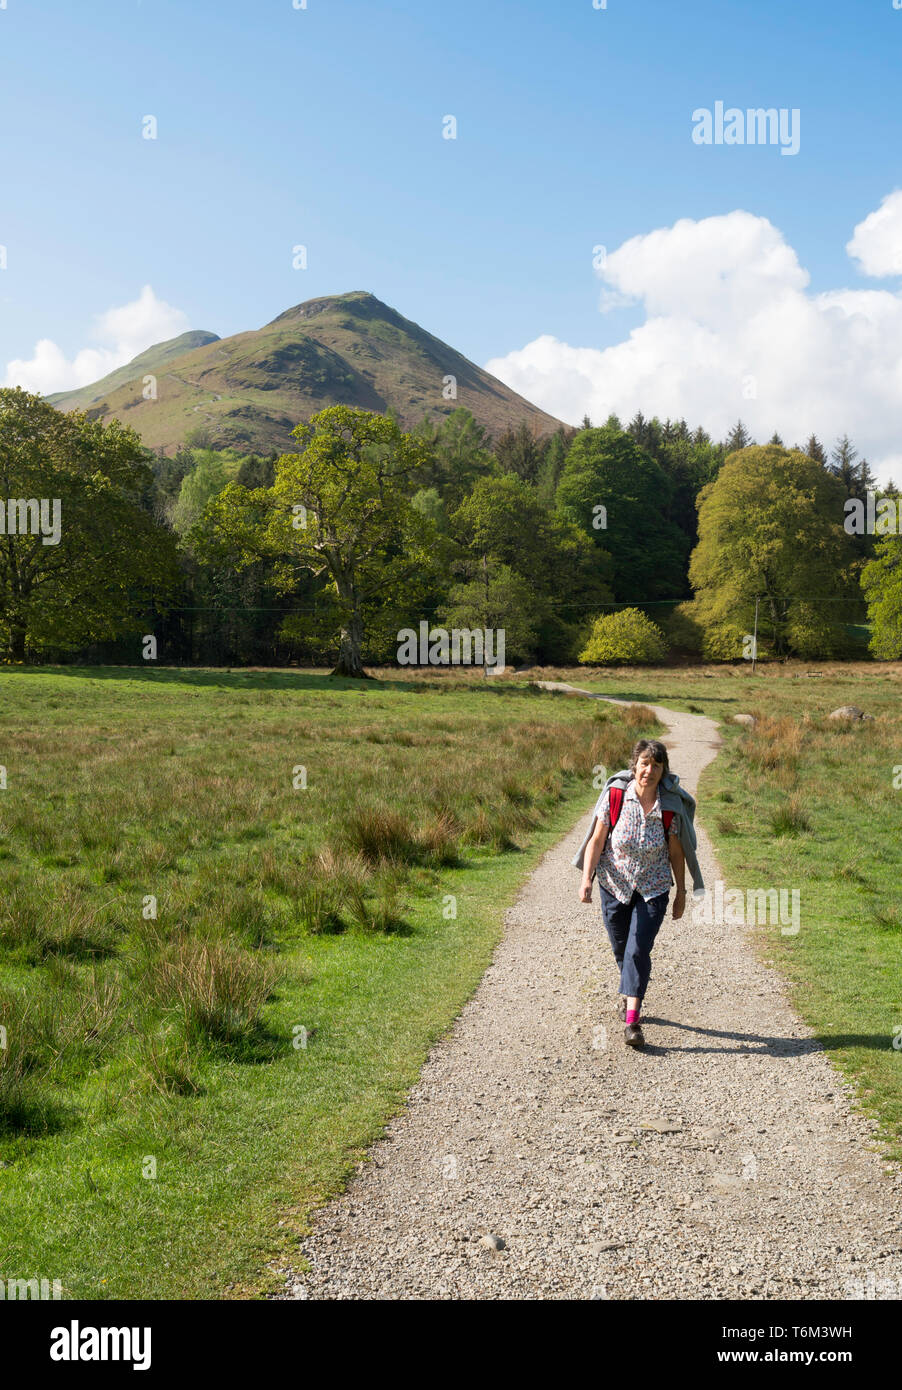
left=447, top=659, right=902, bottom=1170
left=0, top=666, right=658, bottom=1298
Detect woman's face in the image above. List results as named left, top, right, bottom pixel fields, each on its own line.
left=635, top=753, right=664, bottom=794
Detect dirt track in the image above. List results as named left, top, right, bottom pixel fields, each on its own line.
left=275, top=698, right=902, bottom=1300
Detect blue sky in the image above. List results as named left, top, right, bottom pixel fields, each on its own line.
left=2, top=0, right=901, bottom=470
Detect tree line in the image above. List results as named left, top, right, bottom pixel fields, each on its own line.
left=0, top=385, right=899, bottom=669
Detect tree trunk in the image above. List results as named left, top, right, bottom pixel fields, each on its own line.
left=768, top=595, right=785, bottom=656
left=8, top=623, right=27, bottom=662
left=331, top=611, right=370, bottom=678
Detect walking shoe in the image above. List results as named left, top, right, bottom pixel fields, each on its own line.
left=624, top=1022, right=645, bottom=1048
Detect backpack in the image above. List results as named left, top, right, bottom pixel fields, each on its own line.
left=608, top=785, right=674, bottom=837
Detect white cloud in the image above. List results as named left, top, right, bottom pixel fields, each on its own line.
left=486, top=203, right=902, bottom=482
left=4, top=285, right=189, bottom=395
left=847, top=189, right=902, bottom=278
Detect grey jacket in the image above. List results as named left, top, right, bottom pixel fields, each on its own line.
left=572, top=768, right=704, bottom=896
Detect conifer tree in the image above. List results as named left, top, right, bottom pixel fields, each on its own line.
left=805, top=434, right=828, bottom=466
left=829, top=435, right=860, bottom=493
left=725, top=420, right=752, bottom=452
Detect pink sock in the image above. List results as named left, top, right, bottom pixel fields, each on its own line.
left=625, top=1007, right=640, bottom=1025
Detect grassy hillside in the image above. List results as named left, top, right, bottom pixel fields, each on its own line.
left=0, top=668, right=652, bottom=1298
left=48, top=292, right=563, bottom=453
left=47, top=331, right=220, bottom=411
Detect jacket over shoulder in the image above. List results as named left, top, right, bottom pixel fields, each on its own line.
left=571, top=767, right=704, bottom=894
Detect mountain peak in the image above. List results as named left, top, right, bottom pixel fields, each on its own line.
left=266, top=291, right=392, bottom=327
left=50, top=293, right=564, bottom=451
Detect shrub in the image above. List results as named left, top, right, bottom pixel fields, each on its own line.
left=416, top=814, right=461, bottom=867
left=621, top=703, right=659, bottom=729
left=666, top=603, right=704, bottom=656
left=832, top=856, right=867, bottom=885
left=341, top=808, right=418, bottom=864
left=863, top=533, right=902, bottom=659
left=737, top=715, right=802, bottom=772
left=345, top=878, right=408, bottom=934
left=0, top=985, right=68, bottom=1133
left=0, top=880, right=118, bottom=962
left=136, top=1030, right=203, bottom=1096
left=770, top=798, right=810, bottom=837
left=461, top=806, right=520, bottom=851
left=340, top=806, right=460, bottom=870
left=700, top=621, right=750, bottom=663
left=295, top=874, right=348, bottom=934
left=148, top=938, right=278, bottom=1043
left=203, top=882, right=287, bottom=947
left=578, top=609, right=668, bottom=666
left=785, top=603, right=858, bottom=660
left=0, top=987, right=38, bottom=1126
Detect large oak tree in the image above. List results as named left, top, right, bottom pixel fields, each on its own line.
left=687, top=444, right=859, bottom=659
left=270, top=406, right=438, bottom=677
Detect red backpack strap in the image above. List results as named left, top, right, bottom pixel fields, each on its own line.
left=662, top=810, right=674, bottom=835
left=608, top=785, right=624, bottom=828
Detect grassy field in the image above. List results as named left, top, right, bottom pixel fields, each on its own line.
left=414, top=661, right=901, bottom=1169
left=0, top=667, right=657, bottom=1299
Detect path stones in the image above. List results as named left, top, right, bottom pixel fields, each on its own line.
left=710, top=1173, right=747, bottom=1193
left=640, top=1118, right=683, bottom=1134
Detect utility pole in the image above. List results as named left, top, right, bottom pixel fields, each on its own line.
left=482, top=551, right=489, bottom=679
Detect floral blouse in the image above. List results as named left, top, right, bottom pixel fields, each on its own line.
left=595, top=780, right=679, bottom=904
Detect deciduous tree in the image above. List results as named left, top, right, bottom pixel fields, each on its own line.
left=687, top=444, right=859, bottom=659
left=270, top=406, right=439, bottom=677
left=0, top=388, right=180, bottom=661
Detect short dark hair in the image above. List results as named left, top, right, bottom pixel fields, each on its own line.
left=629, top=739, right=669, bottom=777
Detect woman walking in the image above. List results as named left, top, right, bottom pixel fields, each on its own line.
left=575, top=739, right=697, bottom=1049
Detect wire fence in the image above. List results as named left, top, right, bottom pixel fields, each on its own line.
left=12, top=594, right=873, bottom=669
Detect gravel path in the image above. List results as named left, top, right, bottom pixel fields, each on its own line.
left=276, top=697, right=902, bottom=1300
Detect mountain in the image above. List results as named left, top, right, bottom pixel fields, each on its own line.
left=48, top=292, right=564, bottom=453
left=47, top=331, right=221, bottom=411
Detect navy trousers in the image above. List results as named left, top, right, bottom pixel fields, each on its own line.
left=598, top=886, right=669, bottom=1000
